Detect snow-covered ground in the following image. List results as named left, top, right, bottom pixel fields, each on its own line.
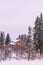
left=0, top=58, right=43, bottom=65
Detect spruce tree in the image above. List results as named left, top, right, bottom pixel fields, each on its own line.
left=34, top=13, right=43, bottom=53
left=0, top=32, right=5, bottom=45
left=26, top=26, right=32, bottom=47
left=5, top=33, right=11, bottom=45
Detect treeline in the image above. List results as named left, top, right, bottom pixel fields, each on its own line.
left=0, top=13, right=43, bottom=54
left=17, top=13, right=43, bottom=54
left=0, top=32, right=11, bottom=45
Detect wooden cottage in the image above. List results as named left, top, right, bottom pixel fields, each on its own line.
left=16, top=39, right=23, bottom=46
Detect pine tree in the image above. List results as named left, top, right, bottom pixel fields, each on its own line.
left=0, top=32, right=5, bottom=45
left=34, top=13, right=43, bottom=53
left=5, top=33, right=11, bottom=45
left=26, top=26, right=32, bottom=47
left=26, top=26, right=32, bottom=60
left=34, top=16, right=40, bottom=51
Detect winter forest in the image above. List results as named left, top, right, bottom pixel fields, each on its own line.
left=0, top=13, right=43, bottom=61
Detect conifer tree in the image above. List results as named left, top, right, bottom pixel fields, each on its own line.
left=5, top=33, right=11, bottom=45
left=34, top=13, right=43, bottom=53
left=0, top=32, right=5, bottom=45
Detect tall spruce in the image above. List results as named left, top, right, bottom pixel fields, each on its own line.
left=0, top=32, right=5, bottom=45
left=5, top=33, right=11, bottom=45
left=26, top=26, right=32, bottom=47
left=26, top=26, right=32, bottom=60
left=34, top=13, right=43, bottom=53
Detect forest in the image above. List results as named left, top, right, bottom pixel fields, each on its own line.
left=0, top=13, right=43, bottom=61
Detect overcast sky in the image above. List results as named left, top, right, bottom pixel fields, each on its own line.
left=0, top=0, right=43, bottom=41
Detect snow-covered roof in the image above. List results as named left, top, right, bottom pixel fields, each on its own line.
left=14, top=39, right=21, bottom=42
left=9, top=41, right=15, bottom=45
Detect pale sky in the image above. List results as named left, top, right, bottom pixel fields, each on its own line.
left=0, top=0, right=43, bottom=41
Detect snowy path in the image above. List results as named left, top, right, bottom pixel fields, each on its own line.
left=0, top=59, right=43, bottom=65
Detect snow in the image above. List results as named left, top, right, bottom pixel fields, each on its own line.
left=14, top=39, right=20, bottom=42
left=9, top=42, right=15, bottom=45
left=0, top=58, right=43, bottom=65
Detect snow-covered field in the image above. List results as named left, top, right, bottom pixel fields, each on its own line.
left=0, top=58, right=43, bottom=65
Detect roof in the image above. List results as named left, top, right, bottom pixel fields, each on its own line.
left=9, top=41, right=15, bottom=45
